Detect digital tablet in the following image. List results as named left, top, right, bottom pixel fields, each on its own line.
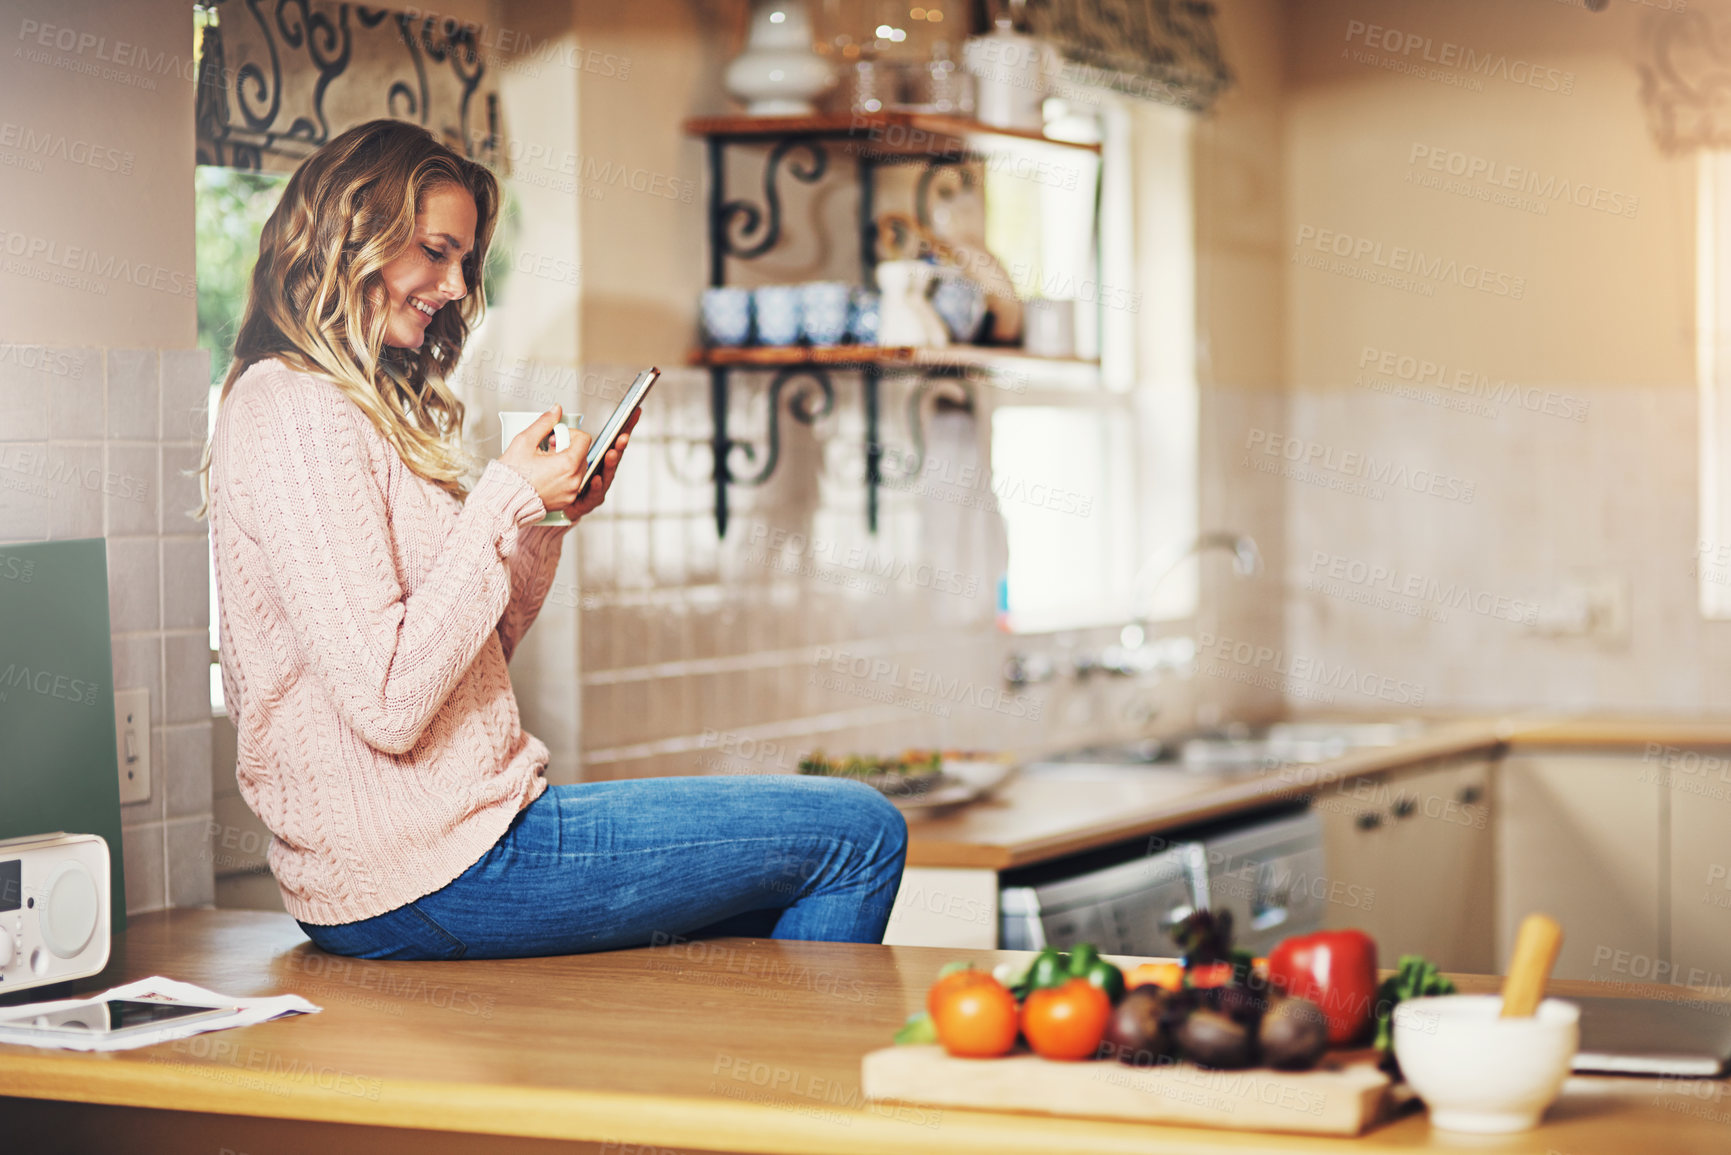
left=0, top=997, right=234, bottom=1040
left=579, top=367, right=657, bottom=494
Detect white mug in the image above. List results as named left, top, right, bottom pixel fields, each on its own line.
left=499, top=410, right=581, bottom=526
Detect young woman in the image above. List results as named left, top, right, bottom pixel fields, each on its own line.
left=199, top=119, right=906, bottom=960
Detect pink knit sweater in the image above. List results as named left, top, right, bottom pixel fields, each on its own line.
left=208, top=357, right=564, bottom=925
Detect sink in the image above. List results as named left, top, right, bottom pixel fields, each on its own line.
left=1030, top=720, right=1427, bottom=775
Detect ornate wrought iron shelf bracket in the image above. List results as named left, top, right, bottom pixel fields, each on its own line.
left=708, top=136, right=829, bottom=283
left=881, top=373, right=977, bottom=485
left=709, top=366, right=835, bottom=537
left=699, top=126, right=983, bottom=537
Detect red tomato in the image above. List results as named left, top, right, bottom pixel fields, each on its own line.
left=926, top=967, right=997, bottom=1018
left=1021, top=977, right=1112, bottom=1061
left=932, top=976, right=1020, bottom=1058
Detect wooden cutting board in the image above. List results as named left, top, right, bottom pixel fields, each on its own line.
left=861, top=1045, right=1394, bottom=1136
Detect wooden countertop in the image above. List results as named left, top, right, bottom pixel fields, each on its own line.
left=905, top=715, right=1731, bottom=870
left=1, top=910, right=1727, bottom=1154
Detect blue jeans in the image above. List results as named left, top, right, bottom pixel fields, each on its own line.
left=295, top=775, right=909, bottom=960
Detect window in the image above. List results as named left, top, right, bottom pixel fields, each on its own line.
left=990, top=94, right=1197, bottom=632
left=1700, top=152, right=1731, bottom=618
left=196, top=167, right=289, bottom=711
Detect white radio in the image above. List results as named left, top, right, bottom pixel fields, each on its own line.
left=0, top=832, right=110, bottom=995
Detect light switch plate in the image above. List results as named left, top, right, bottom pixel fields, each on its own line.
left=114, top=687, right=150, bottom=804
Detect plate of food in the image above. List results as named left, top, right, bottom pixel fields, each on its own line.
left=797, top=749, right=1015, bottom=812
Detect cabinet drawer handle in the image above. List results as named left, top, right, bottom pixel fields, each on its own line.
left=1391, top=798, right=1417, bottom=819
left=1356, top=812, right=1383, bottom=831
left=1457, top=785, right=1483, bottom=805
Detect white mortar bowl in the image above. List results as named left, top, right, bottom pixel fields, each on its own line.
left=1393, top=994, right=1580, bottom=1134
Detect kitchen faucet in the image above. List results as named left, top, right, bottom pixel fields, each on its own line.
left=1117, top=531, right=1262, bottom=649
left=1003, top=531, right=1263, bottom=687
left=1132, top=531, right=1262, bottom=603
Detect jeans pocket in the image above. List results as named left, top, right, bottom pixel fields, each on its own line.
left=403, top=902, right=469, bottom=960
left=297, top=901, right=469, bottom=961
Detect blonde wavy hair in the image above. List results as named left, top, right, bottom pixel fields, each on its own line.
left=195, top=118, right=500, bottom=517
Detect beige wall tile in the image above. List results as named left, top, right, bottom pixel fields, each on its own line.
left=166, top=817, right=216, bottom=908
left=106, top=350, right=159, bottom=441
left=45, top=348, right=103, bottom=440
left=104, top=443, right=158, bottom=536
left=0, top=362, right=49, bottom=442
left=46, top=444, right=104, bottom=539
left=121, top=822, right=166, bottom=915
left=164, top=721, right=213, bottom=820
left=106, top=535, right=159, bottom=633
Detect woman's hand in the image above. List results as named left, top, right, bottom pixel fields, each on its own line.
left=497, top=405, right=639, bottom=523
left=565, top=407, right=639, bottom=520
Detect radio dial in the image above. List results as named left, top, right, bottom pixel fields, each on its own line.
left=41, top=862, right=99, bottom=958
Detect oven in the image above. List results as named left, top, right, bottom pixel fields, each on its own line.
left=998, top=806, right=1325, bottom=956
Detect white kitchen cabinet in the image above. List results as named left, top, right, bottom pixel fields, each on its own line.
left=1315, top=756, right=1495, bottom=973
left=1497, top=752, right=1663, bottom=982
left=1308, top=758, right=1502, bottom=976
left=882, top=866, right=1000, bottom=949
left=1665, top=748, right=1731, bottom=988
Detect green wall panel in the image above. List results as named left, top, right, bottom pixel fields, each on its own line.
left=0, top=538, right=127, bottom=933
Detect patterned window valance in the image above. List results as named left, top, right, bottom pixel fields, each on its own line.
left=1016, top=0, right=1231, bottom=112
left=195, top=0, right=504, bottom=174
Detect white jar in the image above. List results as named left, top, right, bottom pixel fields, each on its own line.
left=962, top=18, right=1054, bottom=131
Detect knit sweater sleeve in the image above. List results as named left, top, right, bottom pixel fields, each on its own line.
left=229, top=378, right=545, bottom=756
left=496, top=522, right=572, bottom=663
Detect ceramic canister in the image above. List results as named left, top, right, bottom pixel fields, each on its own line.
left=962, top=18, right=1051, bottom=131
left=1022, top=296, right=1075, bottom=358
left=724, top=0, right=836, bottom=115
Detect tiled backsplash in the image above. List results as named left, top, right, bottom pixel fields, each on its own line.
left=571, top=364, right=1178, bottom=781
left=1281, top=382, right=1731, bottom=715
left=21, top=348, right=1702, bottom=925
left=0, top=343, right=215, bottom=916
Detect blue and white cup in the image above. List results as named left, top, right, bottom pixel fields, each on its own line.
left=848, top=287, right=881, bottom=345
left=800, top=281, right=852, bottom=346
left=700, top=286, right=753, bottom=346
left=753, top=285, right=804, bottom=346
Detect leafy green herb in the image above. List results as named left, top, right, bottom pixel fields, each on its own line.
left=1374, top=954, right=1457, bottom=1052
left=1172, top=909, right=1235, bottom=964
left=798, top=750, right=944, bottom=777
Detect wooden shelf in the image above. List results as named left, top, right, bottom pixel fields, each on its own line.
left=691, top=343, right=1099, bottom=376
left=683, top=111, right=1101, bottom=155
left=687, top=109, right=1102, bottom=537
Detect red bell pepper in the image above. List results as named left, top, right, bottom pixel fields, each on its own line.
left=1266, top=930, right=1379, bottom=1046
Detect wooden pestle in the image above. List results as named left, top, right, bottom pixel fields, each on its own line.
left=1501, top=913, right=1564, bottom=1018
